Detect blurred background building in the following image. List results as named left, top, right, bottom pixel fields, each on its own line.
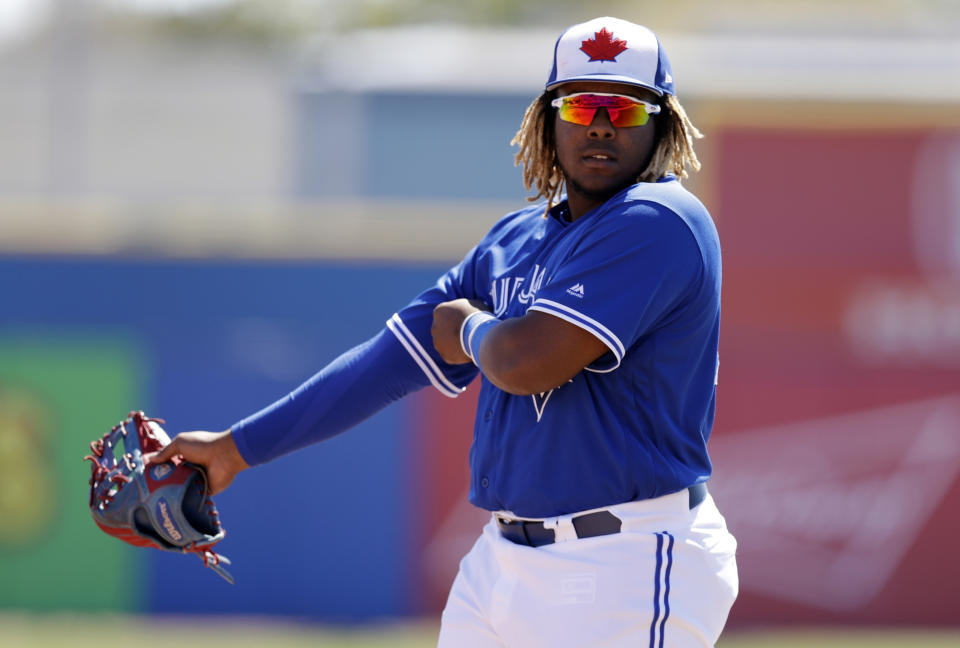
left=1, top=0, right=959, bottom=631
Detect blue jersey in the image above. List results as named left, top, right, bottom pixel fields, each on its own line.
left=387, top=176, right=721, bottom=518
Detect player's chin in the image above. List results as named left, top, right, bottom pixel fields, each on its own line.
left=569, top=172, right=634, bottom=201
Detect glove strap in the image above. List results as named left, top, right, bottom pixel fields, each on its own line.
left=195, top=548, right=234, bottom=585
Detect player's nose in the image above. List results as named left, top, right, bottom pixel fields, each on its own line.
left=587, top=108, right=616, bottom=140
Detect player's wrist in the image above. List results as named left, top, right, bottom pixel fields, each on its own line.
left=221, top=429, right=251, bottom=472
left=460, top=311, right=498, bottom=368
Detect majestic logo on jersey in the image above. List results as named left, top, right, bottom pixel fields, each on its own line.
left=580, top=28, right=628, bottom=62
left=490, top=264, right=548, bottom=317
left=566, top=283, right=585, bottom=298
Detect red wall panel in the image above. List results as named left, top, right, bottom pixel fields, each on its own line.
left=411, top=123, right=960, bottom=626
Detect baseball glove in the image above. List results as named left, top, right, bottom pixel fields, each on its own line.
left=84, top=411, right=233, bottom=584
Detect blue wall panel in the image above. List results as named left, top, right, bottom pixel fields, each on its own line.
left=1, top=255, right=448, bottom=620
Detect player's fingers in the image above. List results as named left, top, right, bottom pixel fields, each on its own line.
left=145, top=440, right=179, bottom=465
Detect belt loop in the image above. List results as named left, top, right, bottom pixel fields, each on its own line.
left=519, top=522, right=533, bottom=546
left=542, top=515, right=577, bottom=542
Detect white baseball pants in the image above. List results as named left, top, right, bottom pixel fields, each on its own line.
left=438, top=490, right=738, bottom=647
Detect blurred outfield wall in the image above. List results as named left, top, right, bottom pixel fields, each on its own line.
left=1, top=19, right=959, bottom=627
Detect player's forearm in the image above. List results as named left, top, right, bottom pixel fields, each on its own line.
left=230, top=328, right=428, bottom=466
left=477, top=318, right=582, bottom=395
left=457, top=309, right=606, bottom=396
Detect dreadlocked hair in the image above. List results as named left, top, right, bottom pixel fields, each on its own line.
left=511, top=92, right=563, bottom=212
left=511, top=91, right=704, bottom=213
left=645, top=94, right=703, bottom=182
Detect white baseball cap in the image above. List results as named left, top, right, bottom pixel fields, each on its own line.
left=545, top=17, right=675, bottom=96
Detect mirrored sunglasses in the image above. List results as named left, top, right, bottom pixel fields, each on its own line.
left=551, top=92, right=661, bottom=128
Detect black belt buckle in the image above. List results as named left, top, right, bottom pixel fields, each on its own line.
left=571, top=510, right=621, bottom=539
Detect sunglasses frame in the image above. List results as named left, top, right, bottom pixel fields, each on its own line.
left=550, top=92, right=662, bottom=128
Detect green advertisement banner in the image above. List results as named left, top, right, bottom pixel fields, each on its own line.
left=0, top=334, right=144, bottom=611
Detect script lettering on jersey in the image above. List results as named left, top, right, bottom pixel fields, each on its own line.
left=489, top=264, right=572, bottom=422
left=530, top=378, right=575, bottom=422
left=490, top=264, right=548, bottom=317
left=532, top=390, right=555, bottom=422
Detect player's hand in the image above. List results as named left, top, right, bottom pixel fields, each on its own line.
left=144, top=430, right=249, bottom=496
left=432, top=298, right=492, bottom=365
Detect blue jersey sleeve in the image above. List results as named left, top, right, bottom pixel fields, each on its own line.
left=529, top=202, right=703, bottom=372
left=230, top=328, right=432, bottom=466
left=386, top=248, right=482, bottom=397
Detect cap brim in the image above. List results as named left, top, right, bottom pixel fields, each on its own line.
left=545, top=74, right=664, bottom=96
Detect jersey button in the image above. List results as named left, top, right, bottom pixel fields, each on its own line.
left=481, top=477, right=489, bottom=488
left=484, top=409, right=492, bottom=421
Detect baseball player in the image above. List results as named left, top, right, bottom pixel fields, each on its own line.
left=149, top=17, right=738, bottom=647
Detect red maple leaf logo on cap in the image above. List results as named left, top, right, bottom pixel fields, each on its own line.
left=580, top=28, right=628, bottom=62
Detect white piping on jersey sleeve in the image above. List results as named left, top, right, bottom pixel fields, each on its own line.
left=386, top=313, right=465, bottom=398
left=528, top=298, right=625, bottom=373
